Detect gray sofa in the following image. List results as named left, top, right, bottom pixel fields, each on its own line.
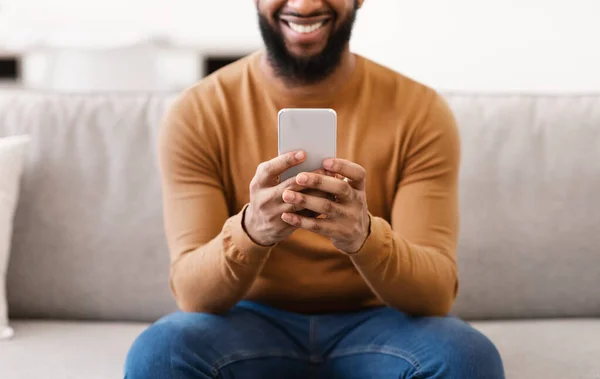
left=0, top=90, right=598, bottom=379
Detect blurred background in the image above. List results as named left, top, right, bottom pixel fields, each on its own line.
left=1, top=0, right=600, bottom=92
left=2, top=2, right=600, bottom=378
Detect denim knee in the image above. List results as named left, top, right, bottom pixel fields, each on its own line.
left=124, top=312, right=212, bottom=379
left=460, top=327, right=504, bottom=378
left=429, top=319, right=505, bottom=379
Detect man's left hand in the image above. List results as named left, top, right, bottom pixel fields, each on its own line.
left=280, top=158, right=371, bottom=254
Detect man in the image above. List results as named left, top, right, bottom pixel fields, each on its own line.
left=125, top=0, right=505, bottom=378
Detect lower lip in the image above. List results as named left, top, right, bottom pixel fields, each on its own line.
left=280, top=20, right=331, bottom=45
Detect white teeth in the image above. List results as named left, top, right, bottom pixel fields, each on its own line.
left=288, top=21, right=324, bottom=34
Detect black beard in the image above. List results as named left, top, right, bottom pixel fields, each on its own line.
left=258, top=9, right=356, bottom=85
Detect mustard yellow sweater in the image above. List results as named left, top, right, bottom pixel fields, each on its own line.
left=158, top=50, right=461, bottom=316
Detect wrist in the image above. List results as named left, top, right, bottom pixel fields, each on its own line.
left=346, top=214, right=372, bottom=254
left=242, top=204, right=274, bottom=247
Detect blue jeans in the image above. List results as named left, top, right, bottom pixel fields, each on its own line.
left=125, top=301, right=504, bottom=378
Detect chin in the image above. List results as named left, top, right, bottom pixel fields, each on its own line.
left=287, top=45, right=327, bottom=59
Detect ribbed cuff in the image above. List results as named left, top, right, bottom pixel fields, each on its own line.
left=222, top=204, right=273, bottom=265
left=347, top=215, right=393, bottom=269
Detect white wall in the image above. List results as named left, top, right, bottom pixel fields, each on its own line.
left=352, top=0, right=600, bottom=93
left=0, top=0, right=263, bottom=50
left=2, top=0, right=600, bottom=92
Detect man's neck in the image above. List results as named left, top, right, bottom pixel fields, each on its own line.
left=259, top=49, right=356, bottom=99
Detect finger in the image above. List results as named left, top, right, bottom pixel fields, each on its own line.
left=277, top=175, right=308, bottom=195
left=255, top=151, right=306, bottom=186
left=274, top=177, right=309, bottom=211
left=279, top=200, right=302, bottom=215
left=295, top=172, right=354, bottom=202
left=282, top=190, right=346, bottom=219
left=278, top=201, right=321, bottom=218
left=281, top=212, right=334, bottom=237
left=322, top=159, right=366, bottom=190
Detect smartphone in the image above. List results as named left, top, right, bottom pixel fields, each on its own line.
left=278, top=108, right=337, bottom=181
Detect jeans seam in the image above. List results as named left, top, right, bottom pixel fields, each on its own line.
left=310, top=317, right=317, bottom=360
left=169, top=324, right=182, bottom=379
left=212, top=349, right=308, bottom=373
left=328, top=344, right=423, bottom=373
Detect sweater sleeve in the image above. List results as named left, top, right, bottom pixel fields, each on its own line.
left=349, top=92, right=461, bottom=316
left=158, top=90, right=273, bottom=314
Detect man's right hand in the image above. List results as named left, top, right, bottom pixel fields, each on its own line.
left=243, top=151, right=309, bottom=246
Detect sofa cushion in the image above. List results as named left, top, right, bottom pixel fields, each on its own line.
left=1, top=319, right=598, bottom=379
left=472, top=319, right=600, bottom=379
left=0, top=135, right=30, bottom=339
left=0, top=321, right=147, bottom=379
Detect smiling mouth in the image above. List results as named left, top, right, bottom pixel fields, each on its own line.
left=278, top=14, right=333, bottom=34
left=286, top=20, right=327, bottom=33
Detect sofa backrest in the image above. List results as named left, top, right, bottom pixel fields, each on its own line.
left=448, top=93, right=600, bottom=319
left=0, top=91, right=178, bottom=322
left=0, top=90, right=598, bottom=322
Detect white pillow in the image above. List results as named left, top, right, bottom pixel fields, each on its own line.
left=0, top=135, right=30, bottom=340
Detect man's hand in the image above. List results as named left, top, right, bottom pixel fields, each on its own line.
left=244, top=150, right=313, bottom=246
left=280, top=158, right=371, bottom=253
left=295, top=172, right=336, bottom=218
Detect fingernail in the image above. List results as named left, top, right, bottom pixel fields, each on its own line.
left=323, top=159, right=333, bottom=169
left=295, top=151, right=305, bottom=160
left=282, top=191, right=295, bottom=202
left=296, top=173, right=308, bottom=184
